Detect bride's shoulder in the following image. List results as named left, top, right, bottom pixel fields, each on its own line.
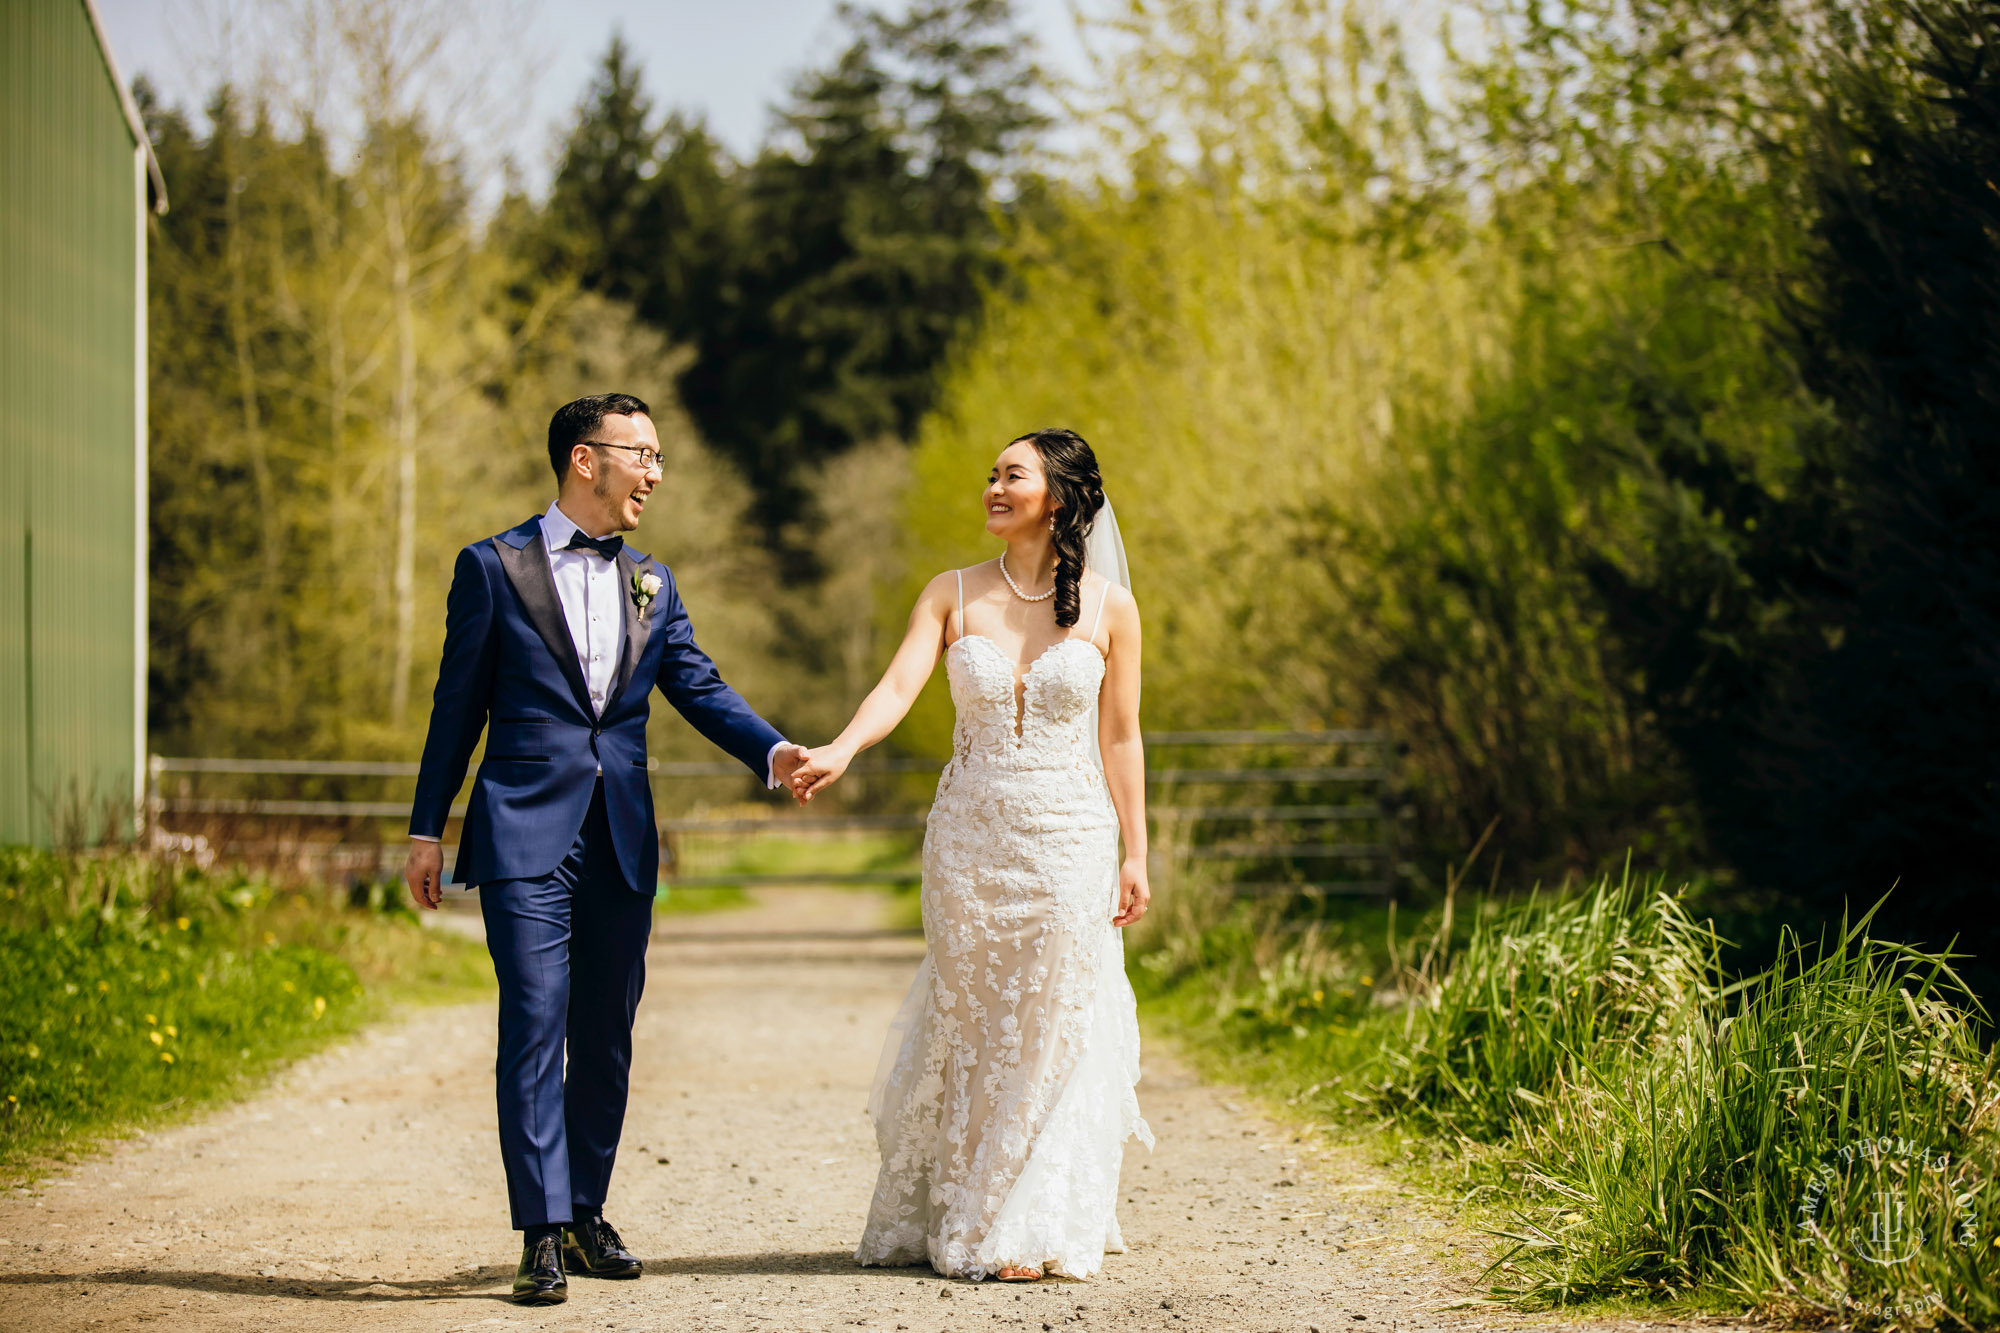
left=922, top=561, right=998, bottom=589
left=1081, top=569, right=1134, bottom=603
left=915, top=563, right=989, bottom=603
left=1081, top=571, right=1139, bottom=624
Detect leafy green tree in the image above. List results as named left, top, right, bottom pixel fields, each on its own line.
left=139, top=20, right=804, bottom=776
left=143, top=84, right=328, bottom=747
left=1589, top=0, right=2000, bottom=983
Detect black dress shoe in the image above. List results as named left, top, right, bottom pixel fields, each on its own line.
left=562, top=1215, right=642, bottom=1279
left=512, top=1233, right=567, bottom=1305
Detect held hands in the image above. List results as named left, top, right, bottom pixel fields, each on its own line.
left=404, top=839, right=444, bottom=911
left=789, top=745, right=853, bottom=803
left=1113, top=855, right=1151, bottom=927
left=771, top=742, right=812, bottom=803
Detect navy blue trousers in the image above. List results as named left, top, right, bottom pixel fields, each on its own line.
left=480, top=781, right=654, bottom=1230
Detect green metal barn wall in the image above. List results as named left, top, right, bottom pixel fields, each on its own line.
left=0, top=0, right=146, bottom=844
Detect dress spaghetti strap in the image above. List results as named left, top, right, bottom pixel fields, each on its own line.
left=1087, top=581, right=1113, bottom=648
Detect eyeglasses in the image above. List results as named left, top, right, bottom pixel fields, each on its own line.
left=587, top=442, right=664, bottom=471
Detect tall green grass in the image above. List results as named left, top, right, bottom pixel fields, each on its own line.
left=1375, top=880, right=1721, bottom=1141
left=0, top=847, right=489, bottom=1177
left=1487, top=910, right=1998, bottom=1324
left=1135, top=874, right=1999, bottom=1325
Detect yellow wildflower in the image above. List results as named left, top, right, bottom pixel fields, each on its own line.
left=149, top=1031, right=164, bottom=1046
left=282, top=981, right=296, bottom=994
left=312, top=996, right=327, bottom=1019
left=145, top=1014, right=157, bottom=1025
left=97, top=980, right=109, bottom=993
left=164, top=1025, right=177, bottom=1037
left=175, top=917, right=190, bottom=931
left=160, top=1052, right=174, bottom=1064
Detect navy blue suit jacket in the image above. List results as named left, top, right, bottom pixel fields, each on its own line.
left=409, top=516, right=785, bottom=892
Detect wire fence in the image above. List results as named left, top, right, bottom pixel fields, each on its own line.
left=147, top=730, right=1404, bottom=898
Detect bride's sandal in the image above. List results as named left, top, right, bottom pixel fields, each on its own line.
left=996, top=1266, right=1044, bottom=1282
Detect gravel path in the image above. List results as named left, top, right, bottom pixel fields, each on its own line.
left=0, top=888, right=1714, bottom=1333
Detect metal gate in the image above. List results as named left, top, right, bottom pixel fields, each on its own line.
left=147, top=730, right=1402, bottom=900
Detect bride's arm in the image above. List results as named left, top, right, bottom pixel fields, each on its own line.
left=1097, top=587, right=1151, bottom=926
left=794, top=573, right=956, bottom=801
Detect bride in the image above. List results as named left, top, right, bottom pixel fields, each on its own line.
left=790, top=427, right=1153, bottom=1282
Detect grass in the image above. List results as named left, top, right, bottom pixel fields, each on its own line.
left=653, top=884, right=751, bottom=915
left=1374, top=880, right=1721, bottom=1141
left=0, top=845, right=489, bottom=1180
left=668, top=829, right=921, bottom=881
left=662, top=828, right=923, bottom=928
left=1489, top=908, right=1999, bottom=1325
left=1133, top=870, right=2000, bottom=1328
left=884, top=881, right=923, bottom=933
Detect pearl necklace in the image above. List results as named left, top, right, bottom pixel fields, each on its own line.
left=999, top=552, right=1055, bottom=602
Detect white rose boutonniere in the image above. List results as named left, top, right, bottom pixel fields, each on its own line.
left=632, top=570, right=662, bottom=615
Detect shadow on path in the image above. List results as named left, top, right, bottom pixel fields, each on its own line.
left=0, top=1251, right=943, bottom=1303
left=641, top=1249, right=936, bottom=1280
left=0, top=1264, right=514, bottom=1304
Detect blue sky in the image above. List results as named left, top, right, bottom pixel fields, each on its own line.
left=95, top=0, right=1090, bottom=191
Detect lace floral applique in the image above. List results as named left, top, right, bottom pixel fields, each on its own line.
left=855, top=633, right=1151, bottom=1281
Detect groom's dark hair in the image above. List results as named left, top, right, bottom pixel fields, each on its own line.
left=548, top=393, right=652, bottom=484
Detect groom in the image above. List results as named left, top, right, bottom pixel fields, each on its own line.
left=404, top=393, right=805, bottom=1305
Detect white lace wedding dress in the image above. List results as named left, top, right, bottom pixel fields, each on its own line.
left=856, top=577, right=1152, bottom=1280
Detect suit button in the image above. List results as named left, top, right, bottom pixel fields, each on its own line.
left=592, top=728, right=601, bottom=738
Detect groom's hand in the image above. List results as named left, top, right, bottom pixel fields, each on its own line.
left=791, top=745, right=853, bottom=803
left=771, top=743, right=810, bottom=803
left=404, top=839, right=444, bottom=911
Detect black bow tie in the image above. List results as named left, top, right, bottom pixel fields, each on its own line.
left=563, top=530, right=624, bottom=561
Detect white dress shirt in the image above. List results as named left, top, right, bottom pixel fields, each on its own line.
left=539, top=501, right=625, bottom=721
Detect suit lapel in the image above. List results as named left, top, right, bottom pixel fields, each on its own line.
left=611, top=548, right=652, bottom=706
left=492, top=523, right=595, bottom=716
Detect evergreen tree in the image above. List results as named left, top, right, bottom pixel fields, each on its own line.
left=544, top=3, right=1046, bottom=564
left=544, top=35, right=733, bottom=348
left=702, top=1, right=1046, bottom=558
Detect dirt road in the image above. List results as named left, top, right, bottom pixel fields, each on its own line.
left=0, top=888, right=1616, bottom=1333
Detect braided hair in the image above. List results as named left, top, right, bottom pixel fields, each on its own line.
left=1012, top=428, right=1106, bottom=629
